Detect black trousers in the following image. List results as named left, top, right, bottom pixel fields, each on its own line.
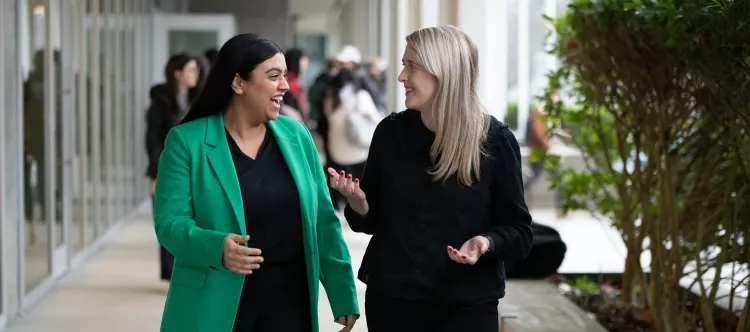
left=153, top=195, right=174, bottom=280
left=365, top=291, right=499, bottom=332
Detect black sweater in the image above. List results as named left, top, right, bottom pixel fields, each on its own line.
left=344, top=109, right=534, bottom=303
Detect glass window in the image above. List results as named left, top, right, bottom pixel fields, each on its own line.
left=52, top=0, right=65, bottom=254
left=89, top=0, right=103, bottom=242
left=71, top=0, right=87, bottom=255
left=123, top=0, right=136, bottom=211
left=22, top=0, right=53, bottom=294
left=0, top=0, right=18, bottom=316
left=100, top=0, right=112, bottom=233
left=113, top=0, right=125, bottom=220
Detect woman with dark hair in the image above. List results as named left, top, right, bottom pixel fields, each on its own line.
left=145, top=53, right=201, bottom=282
left=153, top=34, right=359, bottom=332
left=282, top=48, right=309, bottom=123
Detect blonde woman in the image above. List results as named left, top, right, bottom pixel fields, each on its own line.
left=329, top=25, right=533, bottom=331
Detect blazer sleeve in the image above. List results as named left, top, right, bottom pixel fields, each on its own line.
left=153, top=127, right=229, bottom=270
left=300, top=122, right=360, bottom=319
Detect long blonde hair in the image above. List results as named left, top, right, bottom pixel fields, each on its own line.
left=406, top=25, right=489, bottom=186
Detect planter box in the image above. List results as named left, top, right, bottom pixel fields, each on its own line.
left=499, top=280, right=607, bottom=332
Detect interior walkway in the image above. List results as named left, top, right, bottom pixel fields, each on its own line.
left=4, top=204, right=621, bottom=332
left=5, top=207, right=371, bottom=332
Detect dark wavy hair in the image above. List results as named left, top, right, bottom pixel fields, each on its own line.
left=327, top=68, right=362, bottom=110
left=181, top=34, right=283, bottom=124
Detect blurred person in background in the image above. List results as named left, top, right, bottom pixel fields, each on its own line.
left=204, top=48, right=219, bottom=64
left=524, top=95, right=567, bottom=218
left=308, top=58, right=341, bottom=168
left=153, top=33, right=358, bottom=332
left=282, top=48, right=309, bottom=125
left=366, top=57, right=388, bottom=101
left=335, top=45, right=387, bottom=113
left=324, top=68, right=381, bottom=209
left=145, top=53, right=201, bottom=282
left=329, top=26, right=533, bottom=331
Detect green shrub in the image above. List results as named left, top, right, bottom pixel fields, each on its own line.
left=542, top=0, right=750, bottom=331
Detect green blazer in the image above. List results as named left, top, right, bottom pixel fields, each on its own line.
left=153, top=113, right=359, bottom=332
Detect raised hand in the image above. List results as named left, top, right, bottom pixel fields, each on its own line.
left=222, top=234, right=264, bottom=274
left=327, top=168, right=371, bottom=217
left=447, top=236, right=490, bottom=265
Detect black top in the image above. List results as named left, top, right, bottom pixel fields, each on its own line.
left=227, top=127, right=310, bottom=328
left=344, top=110, right=534, bottom=304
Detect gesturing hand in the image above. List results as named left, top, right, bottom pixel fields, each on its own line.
left=335, top=314, right=357, bottom=332
left=222, top=234, right=263, bottom=275
left=447, top=236, right=490, bottom=265
left=327, top=168, right=366, bottom=202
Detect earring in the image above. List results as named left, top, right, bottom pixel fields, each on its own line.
left=236, top=89, right=243, bottom=94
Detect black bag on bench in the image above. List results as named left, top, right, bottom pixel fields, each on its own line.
left=505, top=222, right=567, bottom=279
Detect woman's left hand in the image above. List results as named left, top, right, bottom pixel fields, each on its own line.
left=335, top=314, right=357, bottom=332
left=447, top=236, right=490, bottom=265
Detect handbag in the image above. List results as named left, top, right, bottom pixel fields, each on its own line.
left=345, top=90, right=378, bottom=148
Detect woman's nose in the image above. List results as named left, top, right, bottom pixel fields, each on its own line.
left=279, top=78, right=290, bottom=91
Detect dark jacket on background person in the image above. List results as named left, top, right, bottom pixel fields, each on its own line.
left=145, top=84, right=190, bottom=180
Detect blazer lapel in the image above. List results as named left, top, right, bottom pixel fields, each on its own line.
left=268, top=120, right=313, bottom=228
left=205, top=113, right=246, bottom=235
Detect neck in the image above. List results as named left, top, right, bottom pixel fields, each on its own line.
left=176, top=84, right=189, bottom=96
left=224, top=102, right=265, bottom=139
left=418, top=108, right=436, bottom=132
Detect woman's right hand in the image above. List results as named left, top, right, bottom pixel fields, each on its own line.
left=327, top=168, right=369, bottom=215
left=222, top=234, right=264, bottom=275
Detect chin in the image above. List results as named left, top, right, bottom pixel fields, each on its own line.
left=405, top=101, right=421, bottom=110
left=266, top=110, right=280, bottom=121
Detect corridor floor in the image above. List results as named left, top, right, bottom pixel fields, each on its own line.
left=5, top=209, right=371, bottom=332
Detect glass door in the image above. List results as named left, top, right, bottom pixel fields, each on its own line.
left=49, top=0, right=71, bottom=278
left=150, top=13, right=236, bottom=84
left=20, top=0, right=54, bottom=299
left=0, top=0, right=14, bottom=326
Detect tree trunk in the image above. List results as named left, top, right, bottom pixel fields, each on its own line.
left=621, top=251, right=633, bottom=305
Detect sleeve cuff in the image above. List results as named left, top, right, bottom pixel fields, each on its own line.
left=201, top=229, right=229, bottom=271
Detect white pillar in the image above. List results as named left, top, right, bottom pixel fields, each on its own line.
left=393, top=0, right=408, bottom=112
left=368, top=0, right=379, bottom=57
left=517, top=0, right=531, bottom=139
left=378, top=0, right=390, bottom=61
left=418, top=0, right=439, bottom=28
left=457, top=0, right=508, bottom=123
left=544, top=0, right=559, bottom=77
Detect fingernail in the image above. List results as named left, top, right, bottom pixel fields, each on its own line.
left=461, top=255, right=467, bottom=259
left=347, top=174, right=352, bottom=179
left=354, top=179, right=359, bottom=183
